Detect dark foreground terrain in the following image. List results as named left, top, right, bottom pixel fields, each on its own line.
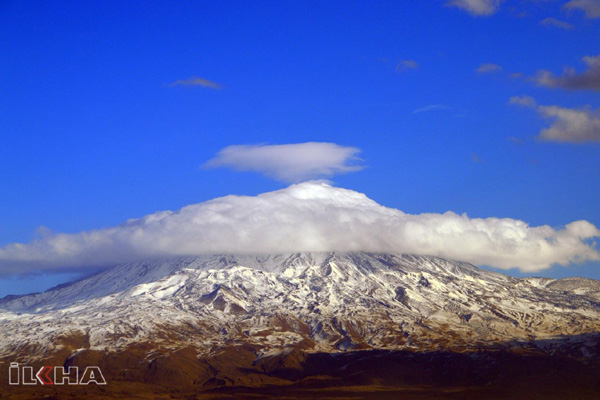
left=2, top=342, right=600, bottom=399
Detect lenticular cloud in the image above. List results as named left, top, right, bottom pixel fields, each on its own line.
left=203, top=143, right=363, bottom=183
left=1, top=182, right=598, bottom=274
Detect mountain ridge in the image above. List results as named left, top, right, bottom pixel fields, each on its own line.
left=2, top=252, right=600, bottom=398
left=1, top=252, right=599, bottom=362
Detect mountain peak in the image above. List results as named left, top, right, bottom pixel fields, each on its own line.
left=272, top=181, right=377, bottom=207
left=1, top=252, right=598, bottom=361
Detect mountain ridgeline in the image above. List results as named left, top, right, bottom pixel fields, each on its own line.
left=1, top=252, right=599, bottom=399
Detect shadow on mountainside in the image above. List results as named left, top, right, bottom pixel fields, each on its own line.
left=1, top=333, right=599, bottom=399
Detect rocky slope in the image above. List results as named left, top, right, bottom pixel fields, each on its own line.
left=1, top=252, right=599, bottom=363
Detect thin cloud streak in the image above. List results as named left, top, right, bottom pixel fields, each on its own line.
left=471, top=153, right=484, bottom=163
left=169, top=77, right=223, bottom=89
left=540, top=17, right=574, bottom=30
left=413, top=104, right=452, bottom=114
left=476, top=63, right=503, bottom=74
left=0, top=182, right=598, bottom=275
left=446, top=0, right=503, bottom=16
left=396, top=60, right=419, bottom=72
left=506, top=136, right=524, bottom=144
left=509, top=95, right=537, bottom=108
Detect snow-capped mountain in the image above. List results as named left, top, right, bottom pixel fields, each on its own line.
left=1, top=252, right=599, bottom=362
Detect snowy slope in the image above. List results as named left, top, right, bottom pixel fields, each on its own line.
left=0, top=252, right=599, bottom=360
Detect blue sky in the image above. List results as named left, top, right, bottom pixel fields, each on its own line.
left=1, top=0, right=599, bottom=296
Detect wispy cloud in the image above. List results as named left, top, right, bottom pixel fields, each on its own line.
left=506, top=136, right=525, bottom=144
left=476, top=63, right=503, bottom=74
left=168, top=76, right=223, bottom=89
left=471, top=153, right=484, bottom=163
left=564, top=0, right=600, bottom=18
left=203, top=142, right=364, bottom=183
left=509, top=95, right=537, bottom=108
left=540, top=17, right=574, bottom=30
left=396, top=60, right=419, bottom=72
left=510, top=95, right=600, bottom=143
left=413, top=104, right=452, bottom=114
left=446, top=0, right=503, bottom=16
left=533, top=55, right=600, bottom=91
left=0, top=182, right=597, bottom=274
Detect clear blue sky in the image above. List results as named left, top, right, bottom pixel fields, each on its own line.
left=1, top=0, right=599, bottom=296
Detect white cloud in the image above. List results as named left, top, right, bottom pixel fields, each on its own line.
left=476, top=63, right=503, bottom=74
left=396, top=60, right=419, bottom=72
left=534, top=55, right=600, bottom=91
left=540, top=17, right=574, bottom=30
left=203, top=142, right=364, bottom=183
left=509, top=95, right=537, bottom=108
left=564, top=0, right=600, bottom=18
left=0, top=182, right=598, bottom=274
left=446, top=0, right=503, bottom=16
left=169, top=77, right=222, bottom=89
left=506, top=136, right=524, bottom=144
left=537, top=105, right=600, bottom=142
left=510, top=96, right=600, bottom=142
left=471, top=152, right=484, bottom=163
left=413, top=104, right=452, bottom=114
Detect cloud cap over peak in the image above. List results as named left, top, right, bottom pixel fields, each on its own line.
left=0, top=182, right=598, bottom=275
left=203, top=142, right=364, bottom=183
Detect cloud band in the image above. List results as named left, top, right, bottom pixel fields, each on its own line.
left=1, top=182, right=598, bottom=275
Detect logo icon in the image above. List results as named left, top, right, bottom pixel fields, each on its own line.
left=9, top=362, right=106, bottom=385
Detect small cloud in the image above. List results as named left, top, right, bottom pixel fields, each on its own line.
left=510, top=96, right=600, bottom=143
left=510, top=72, right=524, bottom=79
left=509, top=95, right=537, bottom=108
left=514, top=11, right=529, bottom=18
left=446, top=0, right=503, bottom=16
left=540, top=17, right=574, bottom=30
left=537, top=105, right=600, bottom=143
left=533, top=55, right=600, bottom=91
left=476, top=63, right=503, bottom=74
left=506, top=136, right=525, bottom=144
left=168, top=77, right=223, bottom=89
left=564, top=0, right=600, bottom=18
left=203, top=142, right=364, bottom=183
left=396, top=60, right=419, bottom=72
left=471, top=153, right=484, bottom=163
left=413, top=104, right=452, bottom=114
